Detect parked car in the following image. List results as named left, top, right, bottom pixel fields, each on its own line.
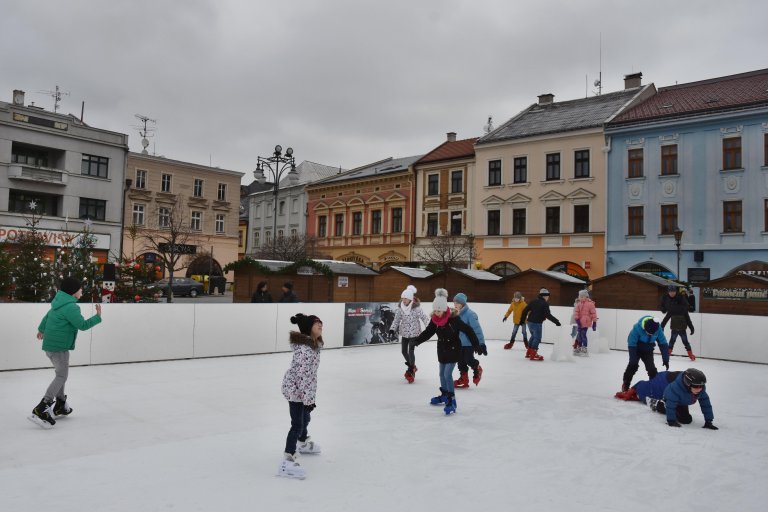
left=149, top=277, right=204, bottom=298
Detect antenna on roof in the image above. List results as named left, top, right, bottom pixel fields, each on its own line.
left=133, top=114, right=157, bottom=155
left=593, top=33, right=603, bottom=96
left=37, top=84, right=69, bottom=113
left=483, top=115, right=494, bottom=134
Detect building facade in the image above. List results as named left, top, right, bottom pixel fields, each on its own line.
left=305, top=155, right=421, bottom=269
left=472, top=77, right=654, bottom=280
left=605, top=68, right=768, bottom=282
left=0, top=89, right=128, bottom=262
left=124, top=153, right=243, bottom=280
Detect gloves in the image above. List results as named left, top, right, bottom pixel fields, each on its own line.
left=702, top=421, right=718, bottom=430
left=502, top=317, right=507, bottom=323
left=305, top=403, right=316, bottom=412
left=690, top=327, right=695, bottom=335
left=389, top=330, right=395, bottom=337
left=554, top=320, right=561, bottom=327
left=474, top=346, right=483, bottom=355
left=480, top=344, right=488, bottom=356
left=592, top=321, right=597, bottom=331
left=668, top=420, right=681, bottom=427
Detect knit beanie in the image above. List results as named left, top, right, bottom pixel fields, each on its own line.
left=291, top=313, right=322, bottom=336
left=578, top=289, right=590, bottom=299
left=432, top=288, right=449, bottom=313
left=60, top=277, right=82, bottom=296
left=453, top=292, right=468, bottom=306
left=513, top=291, right=522, bottom=300
left=642, top=317, right=661, bottom=335
left=406, top=285, right=417, bottom=295
left=539, top=288, right=550, bottom=296
left=401, top=288, right=414, bottom=301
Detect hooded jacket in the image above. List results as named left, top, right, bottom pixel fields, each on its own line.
left=573, top=298, right=598, bottom=329
left=38, top=290, right=102, bottom=352
left=662, top=372, right=714, bottom=423
left=457, top=305, right=485, bottom=348
left=281, top=331, right=322, bottom=405
left=390, top=299, right=429, bottom=339
left=412, top=311, right=479, bottom=363
left=503, top=299, right=528, bottom=324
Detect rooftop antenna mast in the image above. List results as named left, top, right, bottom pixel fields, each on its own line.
left=593, top=33, right=603, bottom=96
left=37, top=84, right=70, bottom=113
left=133, top=114, right=156, bottom=155
left=483, top=115, right=494, bottom=134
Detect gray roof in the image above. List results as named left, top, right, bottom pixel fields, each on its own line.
left=452, top=268, right=503, bottom=281
left=250, top=259, right=292, bottom=272
left=280, top=161, right=344, bottom=187
left=477, top=87, right=646, bottom=145
left=594, top=270, right=679, bottom=287
left=388, top=266, right=433, bottom=278
left=534, top=269, right=588, bottom=284
left=313, top=260, right=379, bottom=276
left=313, top=155, right=423, bottom=186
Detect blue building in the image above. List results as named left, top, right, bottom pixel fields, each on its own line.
left=604, top=69, right=768, bottom=283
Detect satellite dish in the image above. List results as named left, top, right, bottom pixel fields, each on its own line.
left=593, top=79, right=601, bottom=87
left=141, top=138, right=149, bottom=148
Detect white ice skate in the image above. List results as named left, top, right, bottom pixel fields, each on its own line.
left=297, top=436, right=321, bottom=455
left=277, top=453, right=306, bottom=479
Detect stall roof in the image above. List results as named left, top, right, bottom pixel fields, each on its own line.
left=388, top=266, right=434, bottom=278
left=591, top=270, right=679, bottom=287
left=453, top=268, right=503, bottom=281
left=535, top=269, right=588, bottom=284
left=313, top=260, right=379, bottom=276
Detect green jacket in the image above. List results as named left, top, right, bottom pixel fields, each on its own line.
left=38, top=291, right=102, bottom=352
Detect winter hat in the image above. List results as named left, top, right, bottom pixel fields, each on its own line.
left=539, top=288, right=550, bottom=296
left=60, top=277, right=82, bottom=296
left=401, top=288, right=414, bottom=301
left=432, top=288, right=449, bottom=313
left=642, top=317, right=661, bottom=335
left=667, top=284, right=678, bottom=292
left=406, top=285, right=417, bottom=295
left=291, top=313, right=322, bottom=336
left=513, top=291, right=522, bottom=300
left=578, top=289, right=590, bottom=299
left=453, top=292, right=468, bottom=306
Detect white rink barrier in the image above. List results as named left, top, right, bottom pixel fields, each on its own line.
left=1, top=302, right=766, bottom=371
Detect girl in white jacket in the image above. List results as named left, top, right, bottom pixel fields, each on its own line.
left=390, top=285, right=429, bottom=383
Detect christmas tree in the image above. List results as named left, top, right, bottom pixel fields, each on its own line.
left=0, top=240, right=12, bottom=300
left=9, top=207, right=54, bottom=302
left=114, top=257, right=161, bottom=302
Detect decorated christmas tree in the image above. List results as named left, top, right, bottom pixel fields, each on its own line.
left=0, top=240, right=12, bottom=300
left=114, top=257, right=161, bottom=302
left=9, top=207, right=55, bottom=302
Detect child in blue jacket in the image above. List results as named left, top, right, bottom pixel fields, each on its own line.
left=621, top=316, right=670, bottom=392
left=658, top=368, right=717, bottom=429
left=452, top=293, right=487, bottom=388
left=614, top=370, right=680, bottom=402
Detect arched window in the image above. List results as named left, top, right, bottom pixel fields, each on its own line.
left=548, top=261, right=589, bottom=280
left=488, top=261, right=521, bottom=277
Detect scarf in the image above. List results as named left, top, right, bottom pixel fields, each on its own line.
left=400, top=300, right=413, bottom=315
left=432, top=310, right=450, bottom=327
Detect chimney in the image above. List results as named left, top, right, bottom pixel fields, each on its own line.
left=446, top=132, right=457, bottom=142
left=538, top=93, right=554, bottom=105
left=12, top=89, right=25, bottom=106
left=624, top=72, right=642, bottom=89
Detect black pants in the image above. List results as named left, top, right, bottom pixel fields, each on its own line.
left=401, top=336, right=415, bottom=367
left=623, top=344, right=657, bottom=389
left=457, top=346, right=480, bottom=374
left=284, top=401, right=312, bottom=455
left=655, top=402, right=693, bottom=424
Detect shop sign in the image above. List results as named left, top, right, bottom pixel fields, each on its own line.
left=702, top=287, right=768, bottom=301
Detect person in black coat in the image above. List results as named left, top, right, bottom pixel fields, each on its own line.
left=279, top=282, right=299, bottom=303
left=519, top=288, right=561, bottom=361
left=660, top=285, right=695, bottom=360
left=251, top=281, right=273, bottom=303
left=411, top=288, right=481, bottom=415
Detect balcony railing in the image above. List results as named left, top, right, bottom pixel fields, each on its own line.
left=7, top=164, right=68, bottom=186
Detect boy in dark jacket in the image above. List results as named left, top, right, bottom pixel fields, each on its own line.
left=658, top=368, right=717, bottom=430
left=519, top=288, right=561, bottom=361
left=30, top=277, right=102, bottom=429
left=621, top=316, right=670, bottom=392
left=279, top=282, right=299, bottom=303
left=661, top=285, right=696, bottom=360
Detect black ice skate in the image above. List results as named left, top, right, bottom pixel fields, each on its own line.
left=53, top=395, right=73, bottom=417
left=28, top=398, right=56, bottom=429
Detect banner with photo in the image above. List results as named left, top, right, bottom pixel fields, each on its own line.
left=343, top=302, right=399, bottom=346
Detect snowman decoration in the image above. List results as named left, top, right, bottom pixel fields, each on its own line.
left=101, top=280, right=116, bottom=303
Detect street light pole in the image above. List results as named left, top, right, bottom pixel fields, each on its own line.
left=673, top=226, right=683, bottom=281
left=253, top=145, right=298, bottom=259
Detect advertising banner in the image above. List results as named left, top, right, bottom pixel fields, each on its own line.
left=343, top=302, right=399, bottom=346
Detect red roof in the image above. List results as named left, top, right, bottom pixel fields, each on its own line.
left=611, top=68, right=768, bottom=125
left=416, top=137, right=479, bottom=165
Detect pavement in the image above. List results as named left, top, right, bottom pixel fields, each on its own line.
left=159, top=291, right=233, bottom=303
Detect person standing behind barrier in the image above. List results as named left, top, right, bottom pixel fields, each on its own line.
left=390, top=286, right=429, bottom=383
left=519, top=288, right=561, bottom=361
left=279, top=282, right=299, bottom=303
left=572, top=290, right=598, bottom=357
left=502, top=291, right=529, bottom=352
left=251, top=281, right=273, bottom=303
left=660, top=285, right=695, bottom=361
left=620, top=316, right=670, bottom=393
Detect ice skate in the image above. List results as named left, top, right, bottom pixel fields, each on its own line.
left=504, top=342, right=513, bottom=350
left=430, top=388, right=448, bottom=405
left=472, top=365, right=483, bottom=386
left=297, top=436, right=321, bottom=455
left=28, top=398, right=56, bottom=429
left=525, top=348, right=533, bottom=359
left=529, top=349, right=544, bottom=361
left=277, top=452, right=306, bottom=479
left=443, top=393, right=456, bottom=415
left=404, top=368, right=414, bottom=384
left=573, top=346, right=581, bottom=356
left=649, top=398, right=667, bottom=413
left=580, top=346, right=589, bottom=357
left=53, top=395, right=72, bottom=418
left=454, top=372, right=469, bottom=389
left=687, top=350, right=696, bottom=361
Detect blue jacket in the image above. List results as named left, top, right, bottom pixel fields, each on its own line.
left=662, top=372, right=714, bottom=423
left=634, top=371, right=679, bottom=402
left=458, top=306, right=485, bottom=348
left=627, top=316, right=669, bottom=348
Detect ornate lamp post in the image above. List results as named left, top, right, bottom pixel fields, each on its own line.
left=253, top=145, right=299, bottom=258
left=673, top=226, right=684, bottom=281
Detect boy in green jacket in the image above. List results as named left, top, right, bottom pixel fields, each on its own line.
left=29, top=277, right=102, bottom=429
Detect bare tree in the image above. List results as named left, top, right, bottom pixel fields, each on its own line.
left=416, top=234, right=476, bottom=273
left=252, top=233, right=320, bottom=262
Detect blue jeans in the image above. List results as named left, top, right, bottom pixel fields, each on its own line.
left=510, top=323, right=528, bottom=342
left=528, top=322, right=543, bottom=350
left=439, top=362, right=456, bottom=393
left=669, top=331, right=691, bottom=351
left=577, top=327, right=589, bottom=347
left=284, top=401, right=312, bottom=455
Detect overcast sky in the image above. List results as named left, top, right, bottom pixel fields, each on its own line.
left=2, top=0, right=767, bottom=183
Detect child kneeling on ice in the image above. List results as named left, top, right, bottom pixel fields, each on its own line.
left=278, top=313, right=324, bottom=479
left=411, top=289, right=481, bottom=415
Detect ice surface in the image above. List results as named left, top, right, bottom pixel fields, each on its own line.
left=1, top=341, right=766, bottom=511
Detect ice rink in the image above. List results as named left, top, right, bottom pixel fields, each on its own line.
left=1, top=340, right=766, bottom=511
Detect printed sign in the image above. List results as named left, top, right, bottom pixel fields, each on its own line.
left=702, top=287, right=768, bottom=301
left=0, top=226, right=111, bottom=249
left=338, top=276, right=349, bottom=288
left=343, top=302, right=399, bottom=346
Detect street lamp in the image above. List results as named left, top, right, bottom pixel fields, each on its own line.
left=253, top=145, right=299, bottom=258
left=673, top=226, right=683, bottom=281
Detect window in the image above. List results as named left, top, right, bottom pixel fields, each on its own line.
left=78, top=198, right=106, bottom=221
left=81, top=154, right=109, bottom=178
left=513, top=157, right=527, bottom=184
left=255, top=204, right=261, bottom=218
left=217, top=183, right=226, bottom=201
left=660, top=204, right=678, bottom=235
left=352, top=212, right=362, bottom=235
left=450, top=213, right=462, bottom=235
left=278, top=229, right=284, bottom=238
left=291, top=229, right=297, bottom=237
left=487, top=210, right=500, bottom=236
left=765, top=199, right=768, bottom=232
left=8, top=190, right=59, bottom=216
left=267, top=202, right=273, bottom=217
left=371, top=210, right=381, bottom=234
left=161, top=173, right=172, bottom=193
left=215, top=214, right=225, bottom=233
left=135, top=169, right=147, bottom=189
left=335, top=213, right=344, bottom=236
left=158, top=207, right=170, bottom=228
left=428, top=174, right=439, bottom=196
left=254, top=231, right=260, bottom=247
left=573, top=204, right=589, bottom=233
left=279, top=201, right=285, bottom=215
left=488, top=160, right=502, bottom=186
left=318, top=216, right=327, bottom=237
left=191, top=211, right=202, bottom=231
left=512, top=208, right=526, bottom=235
left=132, top=203, right=145, bottom=226
left=265, top=231, right=271, bottom=244
left=574, top=150, right=590, bottom=178
left=12, top=146, right=48, bottom=167
left=723, top=137, right=742, bottom=170
left=765, top=134, right=768, bottom=166
left=628, top=206, right=644, bottom=236
left=661, top=145, right=678, bottom=175
left=450, top=171, right=463, bottom=194
left=292, top=199, right=299, bottom=214
left=427, top=213, right=438, bottom=236
left=628, top=149, right=644, bottom=178
left=392, top=208, right=403, bottom=233
left=545, top=206, right=560, bottom=234
left=193, top=179, right=204, bottom=198
left=546, top=153, right=561, bottom=181
left=723, top=200, right=742, bottom=233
